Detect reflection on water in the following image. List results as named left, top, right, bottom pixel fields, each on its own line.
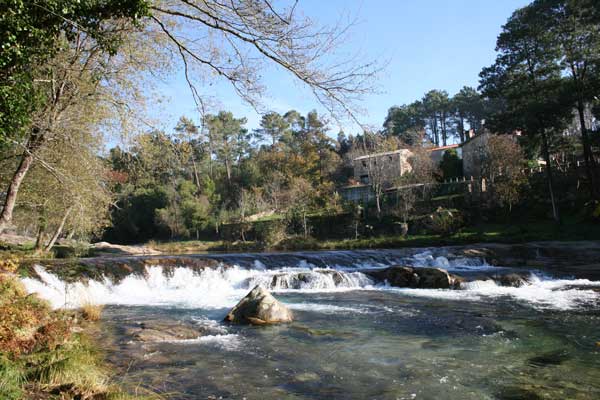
left=22, top=249, right=600, bottom=399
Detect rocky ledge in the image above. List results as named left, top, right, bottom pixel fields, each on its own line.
left=364, top=266, right=463, bottom=289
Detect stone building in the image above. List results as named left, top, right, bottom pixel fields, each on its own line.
left=460, top=132, right=491, bottom=179
left=352, top=149, right=413, bottom=185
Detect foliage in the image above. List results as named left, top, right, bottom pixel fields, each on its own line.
left=439, top=148, right=463, bottom=180
left=481, top=136, right=528, bottom=209
left=423, top=207, right=465, bottom=236
left=0, top=270, right=159, bottom=399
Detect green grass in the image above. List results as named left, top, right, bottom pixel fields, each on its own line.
left=147, top=217, right=600, bottom=254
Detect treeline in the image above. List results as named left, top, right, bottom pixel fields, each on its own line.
left=103, top=110, right=377, bottom=243
left=0, top=0, right=378, bottom=251
left=383, top=87, right=487, bottom=146
left=1, top=0, right=600, bottom=250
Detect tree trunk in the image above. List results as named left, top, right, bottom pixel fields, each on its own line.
left=441, top=113, right=447, bottom=146
left=35, top=224, right=46, bottom=251
left=540, top=130, right=560, bottom=223
left=45, top=206, right=73, bottom=252
left=458, top=114, right=465, bottom=143
left=375, top=192, right=382, bottom=218
left=225, top=157, right=232, bottom=185
left=303, top=211, right=308, bottom=238
left=576, top=100, right=598, bottom=199
left=0, top=151, right=35, bottom=234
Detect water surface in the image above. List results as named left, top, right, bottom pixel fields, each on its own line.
left=23, top=249, right=600, bottom=399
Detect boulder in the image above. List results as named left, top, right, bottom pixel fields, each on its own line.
left=225, top=285, right=293, bottom=325
left=365, top=266, right=462, bottom=289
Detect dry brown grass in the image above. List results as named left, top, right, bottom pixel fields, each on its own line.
left=81, top=303, right=104, bottom=322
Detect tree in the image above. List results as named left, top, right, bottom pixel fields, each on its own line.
left=479, top=3, right=572, bottom=222
left=439, top=148, right=463, bottom=180
left=422, top=90, right=452, bottom=146
left=393, top=147, right=437, bottom=224
left=205, top=111, right=248, bottom=187
left=0, top=0, right=150, bottom=234
left=540, top=0, right=600, bottom=198
left=1, top=0, right=379, bottom=235
left=451, top=87, right=486, bottom=142
left=255, top=112, right=289, bottom=146
left=481, top=135, right=527, bottom=210
left=287, top=177, right=315, bottom=238
left=383, top=102, right=426, bottom=146
left=350, top=133, right=398, bottom=217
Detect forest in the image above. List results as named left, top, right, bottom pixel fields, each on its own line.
left=1, top=0, right=600, bottom=252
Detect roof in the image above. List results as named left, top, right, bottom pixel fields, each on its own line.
left=427, top=144, right=459, bottom=152
left=353, top=148, right=412, bottom=161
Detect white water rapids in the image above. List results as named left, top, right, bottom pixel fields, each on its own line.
left=21, top=253, right=600, bottom=311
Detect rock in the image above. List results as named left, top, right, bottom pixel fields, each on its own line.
left=417, top=268, right=457, bottom=289
left=126, top=321, right=205, bottom=342
left=365, top=266, right=462, bottom=289
left=527, top=349, right=571, bottom=367
left=495, top=273, right=529, bottom=287
left=225, top=285, right=293, bottom=324
left=91, top=241, right=161, bottom=256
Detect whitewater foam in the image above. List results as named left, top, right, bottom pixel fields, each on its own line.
left=161, top=334, right=242, bottom=350
left=22, top=264, right=373, bottom=309
left=388, top=273, right=600, bottom=310
left=21, top=263, right=600, bottom=312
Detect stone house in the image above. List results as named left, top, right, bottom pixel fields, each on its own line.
left=460, top=131, right=491, bottom=179
left=352, top=149, right=413, bottom=185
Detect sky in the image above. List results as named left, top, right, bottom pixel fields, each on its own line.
left=148, top=0, right=531, bottom=138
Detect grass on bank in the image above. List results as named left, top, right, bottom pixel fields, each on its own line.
left=0, top=258, right=162, bottom=400
left=146, top=217, right=600, bottom=254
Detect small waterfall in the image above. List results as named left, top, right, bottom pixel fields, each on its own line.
left=246, top=269, right=372, bottom=290
left=22, top=264, right=373, bottom=309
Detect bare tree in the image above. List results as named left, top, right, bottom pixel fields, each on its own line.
left=149, top=0, right=380, bottom=122
left=350, top=133, right=399, bottom=217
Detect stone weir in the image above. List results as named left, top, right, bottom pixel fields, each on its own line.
left=453, top=241, right=600, bottom=280
left=20, top=256, right=228, bottom=284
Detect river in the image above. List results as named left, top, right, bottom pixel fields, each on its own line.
left=22, top=247, right=600, bottom=399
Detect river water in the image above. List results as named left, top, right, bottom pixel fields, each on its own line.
left=22, top=248, right=600, bottom=399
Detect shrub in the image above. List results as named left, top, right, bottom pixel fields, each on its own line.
left=254, top=219, right=287, bottom=248
left=424, top=207, right=465, bottom=236
left=81, top=303, right=104, bottom=322
left=0, top=255, right=19, bottom=274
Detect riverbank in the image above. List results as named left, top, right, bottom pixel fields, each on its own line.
left=0, top=258, right=161, bottom=400
left=147, top=218, right=600, bottom=254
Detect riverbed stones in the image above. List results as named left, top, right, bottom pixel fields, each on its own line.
left=366, top=266, right=462, bottom=289
left=225, top=285, right=293, bottom=324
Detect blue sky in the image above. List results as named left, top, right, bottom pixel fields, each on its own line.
left=150, top=0, right=530, bottom=137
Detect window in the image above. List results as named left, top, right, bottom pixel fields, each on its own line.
left=360, top=174, right=369, bottom=184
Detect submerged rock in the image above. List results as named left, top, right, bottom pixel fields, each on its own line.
left=225, top=285, right=293, bottom=324
left=126, top=321, right=205, bottom=342
left=366, top=266, right=462, bottom=289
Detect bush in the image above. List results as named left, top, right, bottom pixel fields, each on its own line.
left=254, top=219, right=287, bottom=248
left=81, top=303, right=104, bottom=322
left=423, top=207, right=465, bottom=236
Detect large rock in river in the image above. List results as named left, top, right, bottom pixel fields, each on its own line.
left=366, top=266, right=462, bottom=289
left=225, top=285, right=293, bottom=325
